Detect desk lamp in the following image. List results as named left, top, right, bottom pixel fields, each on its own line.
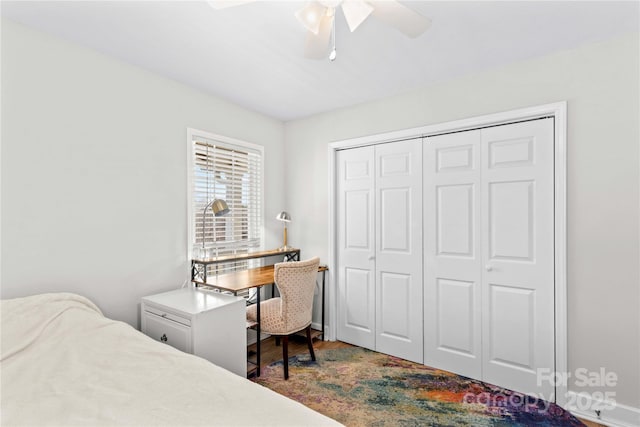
left=276, top=211, right=292, bottom=251
left=201, top=199, right=230, bottom=258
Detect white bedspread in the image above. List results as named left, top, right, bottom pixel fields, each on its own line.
left=1, top=293, right=342, bottom=426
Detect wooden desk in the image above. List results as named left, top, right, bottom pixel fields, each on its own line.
left=195, top=265, right=276, bottom=291
left=191, top=248, right=301, bottom=285
left=195, top=264, right=328, bottom=377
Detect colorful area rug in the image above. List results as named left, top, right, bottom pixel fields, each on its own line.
left=254, top=346, right=584, bottom=427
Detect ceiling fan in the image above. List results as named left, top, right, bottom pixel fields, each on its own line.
left=208, top=1, right=432, bottom=61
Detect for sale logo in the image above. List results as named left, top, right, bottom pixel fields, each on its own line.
left=462, top=368, right=618, bottom=415
left=537, top=367, right=618, bottom=412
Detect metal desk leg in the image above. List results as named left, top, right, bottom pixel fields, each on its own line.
left=203, top=263, right=207, bottom=286
left=321, top=270, right=325, bottom=341
left=256, top=288, right=261, bottom=377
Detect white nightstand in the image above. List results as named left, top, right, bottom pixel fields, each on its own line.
left=141, top=286, right=246, bottom=377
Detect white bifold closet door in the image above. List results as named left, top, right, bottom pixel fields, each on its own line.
left=337, top=140, right=423, bottom=363
left=336, top=146, right=376, bottom=350
left=423, top=130, right=483, bottom=377
left=424, top=118, right=555, bottom=397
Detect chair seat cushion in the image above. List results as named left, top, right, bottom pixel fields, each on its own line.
left=246, top=297, right=312, bottom=335
left=246, top=298, right=286, bottom=334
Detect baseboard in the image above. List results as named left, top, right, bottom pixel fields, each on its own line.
left=565, top=391, right=640, bottom=427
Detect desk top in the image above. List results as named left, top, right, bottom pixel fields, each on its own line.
left=194, top=264, right=328, bottom=293
left=192, top=248, right=300, bottom=265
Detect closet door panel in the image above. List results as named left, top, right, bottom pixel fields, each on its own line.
left=489, top=180, right=534, bottom=260
left=481, top=118, right=555, bottom=398
left=344, top=268, right=373, bottom=331
left=380, top=187, right=411, bottom=251
left=375, top=140, right=423, bottom=363
left=436, top=278, right=475, bottom=355
left=424, top=131, right=482, bottom=378
left=379, top=272, right=412, bottom=339
left=437, top=184, right=474, bottom=256
left=337, top=147, right=376, bottom=349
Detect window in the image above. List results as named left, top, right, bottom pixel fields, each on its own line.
left=188, top=129, right=263, bottom=273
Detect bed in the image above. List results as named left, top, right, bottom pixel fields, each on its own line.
left=0, top=292, right=342, bottom=426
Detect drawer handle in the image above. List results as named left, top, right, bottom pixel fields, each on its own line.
left=161, top=334, right=168, bottom=342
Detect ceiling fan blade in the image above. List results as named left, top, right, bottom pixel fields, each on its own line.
left=340, top=0, right=374, bottom=33
left=369, top=0, right=432, bottom=38
left=304, top=14, right=334, bottom=59
left=207, top=0, right=256, bottom=10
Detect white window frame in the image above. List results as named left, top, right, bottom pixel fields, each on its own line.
left=186, top=128, right=265, bottom=261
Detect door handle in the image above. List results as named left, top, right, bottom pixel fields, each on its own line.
left=485, top=265, right=493, bottom=272
left=368, top=255, right=375, bottom=261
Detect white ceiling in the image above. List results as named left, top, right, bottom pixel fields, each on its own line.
left=2, top=1, right=639, bottom=121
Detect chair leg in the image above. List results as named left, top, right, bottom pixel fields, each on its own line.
left=275, top=336, right=280, bottom=346
left=282, top=335, right=289, bottom=380
left=306, top=326, right=316, bottom=361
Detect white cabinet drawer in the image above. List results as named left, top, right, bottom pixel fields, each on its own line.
left=144, top=305, right=191, bottom=327
left=142, top=310, right=191, bottom=353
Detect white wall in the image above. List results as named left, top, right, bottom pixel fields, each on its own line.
left=284, top=33, right=640, bottom=410
left=0, top=19, right=285, bottom=327
left=2, top=13, right=638, bottom=418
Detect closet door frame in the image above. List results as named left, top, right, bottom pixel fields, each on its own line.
left=328, top=101, right=567, bottom=406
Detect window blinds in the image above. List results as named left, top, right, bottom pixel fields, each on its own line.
left=191, top=136, right=262, bottom=268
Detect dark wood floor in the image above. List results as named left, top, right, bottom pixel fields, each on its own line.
left=249, top=333, right=603, bottom=427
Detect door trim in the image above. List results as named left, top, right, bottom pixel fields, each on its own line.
left=328, top=101, right=567, bottom=406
